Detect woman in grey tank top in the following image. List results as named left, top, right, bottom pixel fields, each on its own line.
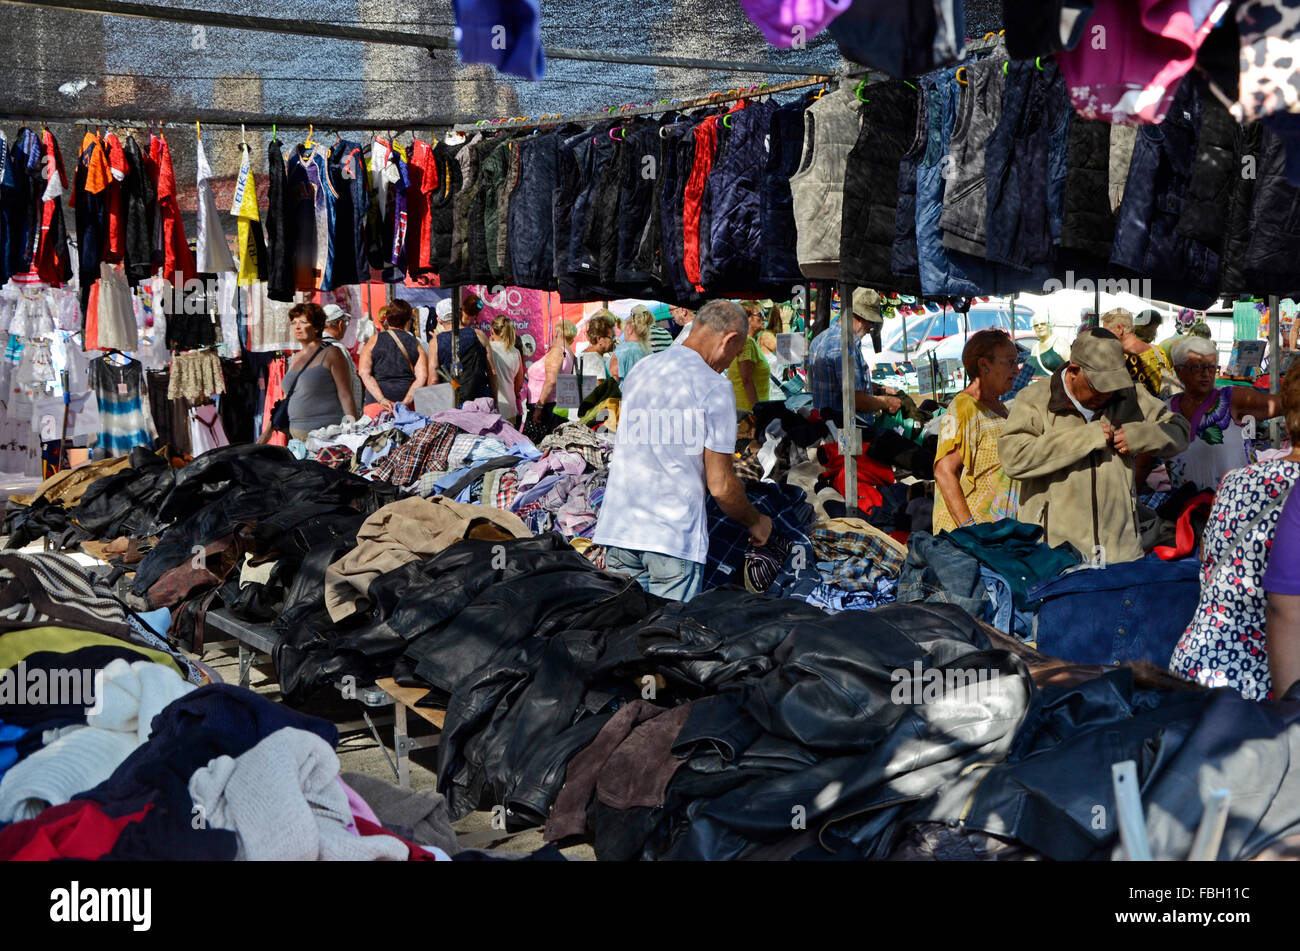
left=279, top=302, right=359, bottom=440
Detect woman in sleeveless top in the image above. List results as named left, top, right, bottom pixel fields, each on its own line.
left=485, top=314, right=524, bottom=424
left=527, top=320, right=579, bottom=434
left=359, top=299, right=428, bottom=413
left=260, top=302, right=358, bottom=442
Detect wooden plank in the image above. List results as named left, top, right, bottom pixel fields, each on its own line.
left=375, top=677, right=446, bottom=729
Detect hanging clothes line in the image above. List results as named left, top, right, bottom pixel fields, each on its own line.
left=4, top=0, right=835, bottom=76
left=449, top=74, right=839, bottom=132
left=0, top=111, right=462, bottom=131
left=0, top=74, right=842, bottom=135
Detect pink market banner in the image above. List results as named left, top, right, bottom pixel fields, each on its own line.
left=468, top=285, right=555, bottom=364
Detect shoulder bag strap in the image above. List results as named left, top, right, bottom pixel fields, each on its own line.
left=387, top=329, right=416, bottom=374
left=281, top=344, right=326, bottom=403
left=1207, top=480, right=1296, bottom=589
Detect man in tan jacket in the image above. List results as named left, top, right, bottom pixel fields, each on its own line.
left=999, top=329, right=1190, bottom=566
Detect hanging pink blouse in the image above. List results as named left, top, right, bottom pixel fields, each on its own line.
left=1055, top=0, right=1229, bottom=124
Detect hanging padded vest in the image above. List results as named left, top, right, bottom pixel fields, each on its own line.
left=615, top=123, right=661, bottom=286
left=839, top=79, right=920, bottom=293
left=1060, top=116, right=1116, bottom=263
left=891, top=90, right=929, bottom=289
left=915, top=69, right=997, bottom=298
left=1242, top=125, right=1300, bottom=296
left=791, top=85, right=863, bottom=280
left=702, top=99, right=778, bottom=292
left=939, top=50, right=1008, bottom=258
left=1110, top=81, right=1221, bottom=308
left=429, top=140, right=461, bottom=279
left=760, top=99, right=807, bottom=286
left=985, top=60, right=1068, bottom=275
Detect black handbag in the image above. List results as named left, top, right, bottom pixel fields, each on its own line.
left=269, top=345, right=326, bottom=434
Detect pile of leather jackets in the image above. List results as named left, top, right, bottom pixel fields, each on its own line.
left=281, top=533, right=1300, bottom=861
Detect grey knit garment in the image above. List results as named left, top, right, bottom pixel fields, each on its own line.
left=189, top=728, right=408, bottom=861
left=790, top=84, right=865, bottom=279
left=340, top=771, right=462, bottom=856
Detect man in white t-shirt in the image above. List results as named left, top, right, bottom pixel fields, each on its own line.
left=595, top=300, right=773, bottom=601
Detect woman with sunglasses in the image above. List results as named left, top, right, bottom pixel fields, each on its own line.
left=932, top=329, right=1022, bottom=533
left=1164, top=335, right=1283, bottom=493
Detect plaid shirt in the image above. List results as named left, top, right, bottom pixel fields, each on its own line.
left=314, top=444, right=354, bottom=469
left=538, top=422, right=614, bottom=469
left=370, top=422, right=459, bottom=488
left=704, top=481, right=813, bottom=591
left=811, top=523, right=907, bottom=591
left=806, top=324, right=870, bottom=412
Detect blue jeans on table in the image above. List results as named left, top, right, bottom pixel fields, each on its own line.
left=605, top=546, right=703, bottom=602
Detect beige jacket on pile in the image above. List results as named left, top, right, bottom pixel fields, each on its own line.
left=324, top=496, right=530, bottom=621
left=998, top=369, right=1190, bottom=565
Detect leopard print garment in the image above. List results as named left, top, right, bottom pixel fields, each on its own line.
left=1236, top=0, right=1300, bottom=120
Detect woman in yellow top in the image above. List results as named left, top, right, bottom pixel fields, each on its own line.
left=726, top=301, right=770, bottom=412
left=1101, top=307, right=1177, bottom=397
left=932, top=329, right=1022, bottom=533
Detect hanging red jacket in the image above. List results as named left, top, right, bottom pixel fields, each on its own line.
left=681, top=116, right=720, bottom=289
left=151, top=133, right=196, bottom=286
left=104, top=132, right=129, bottom=262
left=406, top=138, right=438, bottom=276
left=34, top=129, right=72, bottom=286
left=683, top=102, right=747, bottom=290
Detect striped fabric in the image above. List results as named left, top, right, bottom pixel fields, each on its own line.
left=0, top=551, right=129, bottom=634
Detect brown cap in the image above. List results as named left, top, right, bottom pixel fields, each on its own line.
left=1070, top=329, right=1133, bottom=393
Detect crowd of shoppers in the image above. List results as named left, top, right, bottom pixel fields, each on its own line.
left=249, top=290, right=1300, bottom=702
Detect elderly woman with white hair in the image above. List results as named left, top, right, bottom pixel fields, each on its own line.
left=1165, top=335, right=1284, bottom=493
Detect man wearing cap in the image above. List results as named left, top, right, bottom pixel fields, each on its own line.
left=999, top=328, right=1190, bottom=565
left=805, top=289, right=901, bottom=424
left=322, top=304, right=364, bottom=414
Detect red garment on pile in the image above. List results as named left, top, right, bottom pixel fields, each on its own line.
left=354, top=816, right=441, bottom=861
left=0, top=800, right=151, bottom=861
left=819, top=442, right=895, bottom=513
left=1153, top=490, right=1215, bottom=561
left=150, top=134, right=196, bottom=286
left=406, top=139, right=438, bottom=276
